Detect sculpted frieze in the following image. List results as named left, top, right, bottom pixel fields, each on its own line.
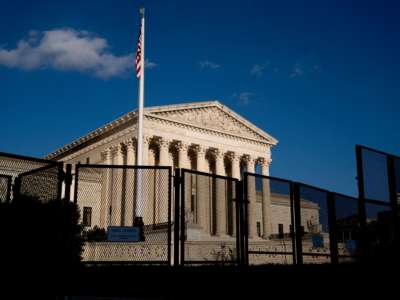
left=151, top=107, right=263, bottom=140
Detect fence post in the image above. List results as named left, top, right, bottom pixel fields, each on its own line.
left=355, top=145, right=368, bottom=262
left=289, top=181, right=297, bottom=265
left=235, top=180, right=245, bottom=266
left=328, top=192, right=339, bottom=264
left=386, top=155, right=399, bottom=255
left=6, top=176, right=12, bottom=203
left=179, top=169, right=186, bottom=266
left=173, top=168, right=181, bottom=267
left=293, top=182, right=303, bottom=265
left=64, top=164, right=72, bottom=203
left=242, top=173, right=249, bottom=266
left=12, top=176, right=21, bottom=201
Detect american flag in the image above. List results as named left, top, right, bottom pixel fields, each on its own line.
left=135, top=26, right=142, bottom=79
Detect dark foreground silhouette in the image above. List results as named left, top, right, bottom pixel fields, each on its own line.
left=0, top=195, right=398, bottom=298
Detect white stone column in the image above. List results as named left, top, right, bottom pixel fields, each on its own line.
left=245, top=155, right=257, bottom=239
left=196, top=145, right=210, bottom=233
left=159, top=138, right=171, bottom=225
left=111, top=143, right=124, bottom=226
left=142, top=136, right=150, bottom=165
left=215, top=149, right=227, bottom=236
left=231, top=154, right=241, bottom=236
left=100, top=148, right=112, bottom=228
left=139, top=136, right=151, bottom=224
left=156, top=138, right=170, bottom=224
left=159, top=139, right=169, bottom=166
left=178, top=142, right=190, bottom=169
left=260, top=158, right=273, bottom=239
left=175, top=142, right=192, bottom=228
left=125, top=139, right=136, bottom=226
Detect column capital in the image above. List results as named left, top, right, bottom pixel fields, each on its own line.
left=125, top=138, right=136, bottom=149
left=153, top=136, right=170, bottom=149
left=257, top=157, right=272, bottom=167
left=101, top=148, right=112, bottom=160
left=173, top=140, right=189, bottom=151
left=143, top=135, right=152, bottom=144
left=116, top=142, right=125, bottom=154
left=231, top=151, right=243, bottom=162
left=209, top=148, right=224, bottom=159
left=242, top=154, right=256, bottom=164
left=192, top=144, right=205, bottom=155
left=224, top=151, right=235, bottom=161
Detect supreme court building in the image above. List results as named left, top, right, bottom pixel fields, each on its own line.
left=46, top=100, right=322, bottom=263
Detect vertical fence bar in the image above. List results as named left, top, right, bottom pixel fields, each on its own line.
left=328, top=192, right=339, bottom=264
left=6, top=176, right=12, bottom=203
left=64, top=164, right=72, bottom=203
left=386, top=155, right=399, bottom=253
left=243, top=173, right=249, bottom=266
left=179, top=169, right=185, bottom=266
left=355, top=145, right=367, bottom=261
left=289, top=181, right=297, bottom=265
left=57, top=162, right=63, bottom=201
left=387, top=155, right=398, bottom=214
left=167, top=167, right=172, bottom=266
left=73, top=165, right=80, bottom=205
left=293, top=182, right=303, bottom=265
left=235, top=180, right=243, bottom=265
left=13, top=177, right=21, bottom=201
left=173, top=168, right=181, bottom=267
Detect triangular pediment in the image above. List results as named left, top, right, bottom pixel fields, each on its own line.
left=145, top=101, right=278, bottom=144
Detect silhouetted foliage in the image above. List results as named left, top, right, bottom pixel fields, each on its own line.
left=0, top=194, right=84, bottom=274
left=85, top=225, right=107, bottom=242
left=364, top=211, right=400, bottom=264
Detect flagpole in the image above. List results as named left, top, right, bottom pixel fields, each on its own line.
left=137, top=6, right=145, bottom=168
left=135, top=7, right=145, bottom=235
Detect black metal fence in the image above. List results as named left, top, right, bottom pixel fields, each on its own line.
left=74, top=164, right=172, bottom=265
left=0, top=152, right=62, bottom=203
left=176, top=168, right=243, bottom=265
left=0, top=144, right=398, bottom=267
left=356, top=145, right=399, bottom=261
left=243, top=173, right=365, bottom=265
left=245, top=174, right=296, bottom=265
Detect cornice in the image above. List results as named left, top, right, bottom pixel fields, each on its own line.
left=45, top=100, right=277, bottom=161
left=146, top=113, right=273, bottom=148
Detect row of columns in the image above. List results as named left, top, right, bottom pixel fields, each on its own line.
left=97, top=136, right=272, bottom=239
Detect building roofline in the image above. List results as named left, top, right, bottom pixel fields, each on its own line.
left=45, top=100, right=278, bottom=160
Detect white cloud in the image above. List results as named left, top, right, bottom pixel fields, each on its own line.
left=290, top=64, right=304, bottom=78
left=145, top=58, right=158, bottom=69
left=250, top=64, right=266, bottom=77
left=233, top=92, right=254, bottom=105
left=0, top=28, right=138, bottom=79
left=198, top=60, right=220, bottom=69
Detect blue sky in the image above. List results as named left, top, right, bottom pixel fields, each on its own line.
left=0, top=0, right=399, bottom=197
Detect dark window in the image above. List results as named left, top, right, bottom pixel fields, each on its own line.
left=83, top=207, right=92, bottom=227
left=257, top=222, right=261, bottom=237
left=278, top=224, right=284, bottom=238
left=86, top=157, right=90, bottom=164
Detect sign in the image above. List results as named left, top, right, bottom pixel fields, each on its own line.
left=312, top=234, right=324, bottom=248
left=107, top=226, right=140, bottom=242
left=345, top=240, right=356, bottom=254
